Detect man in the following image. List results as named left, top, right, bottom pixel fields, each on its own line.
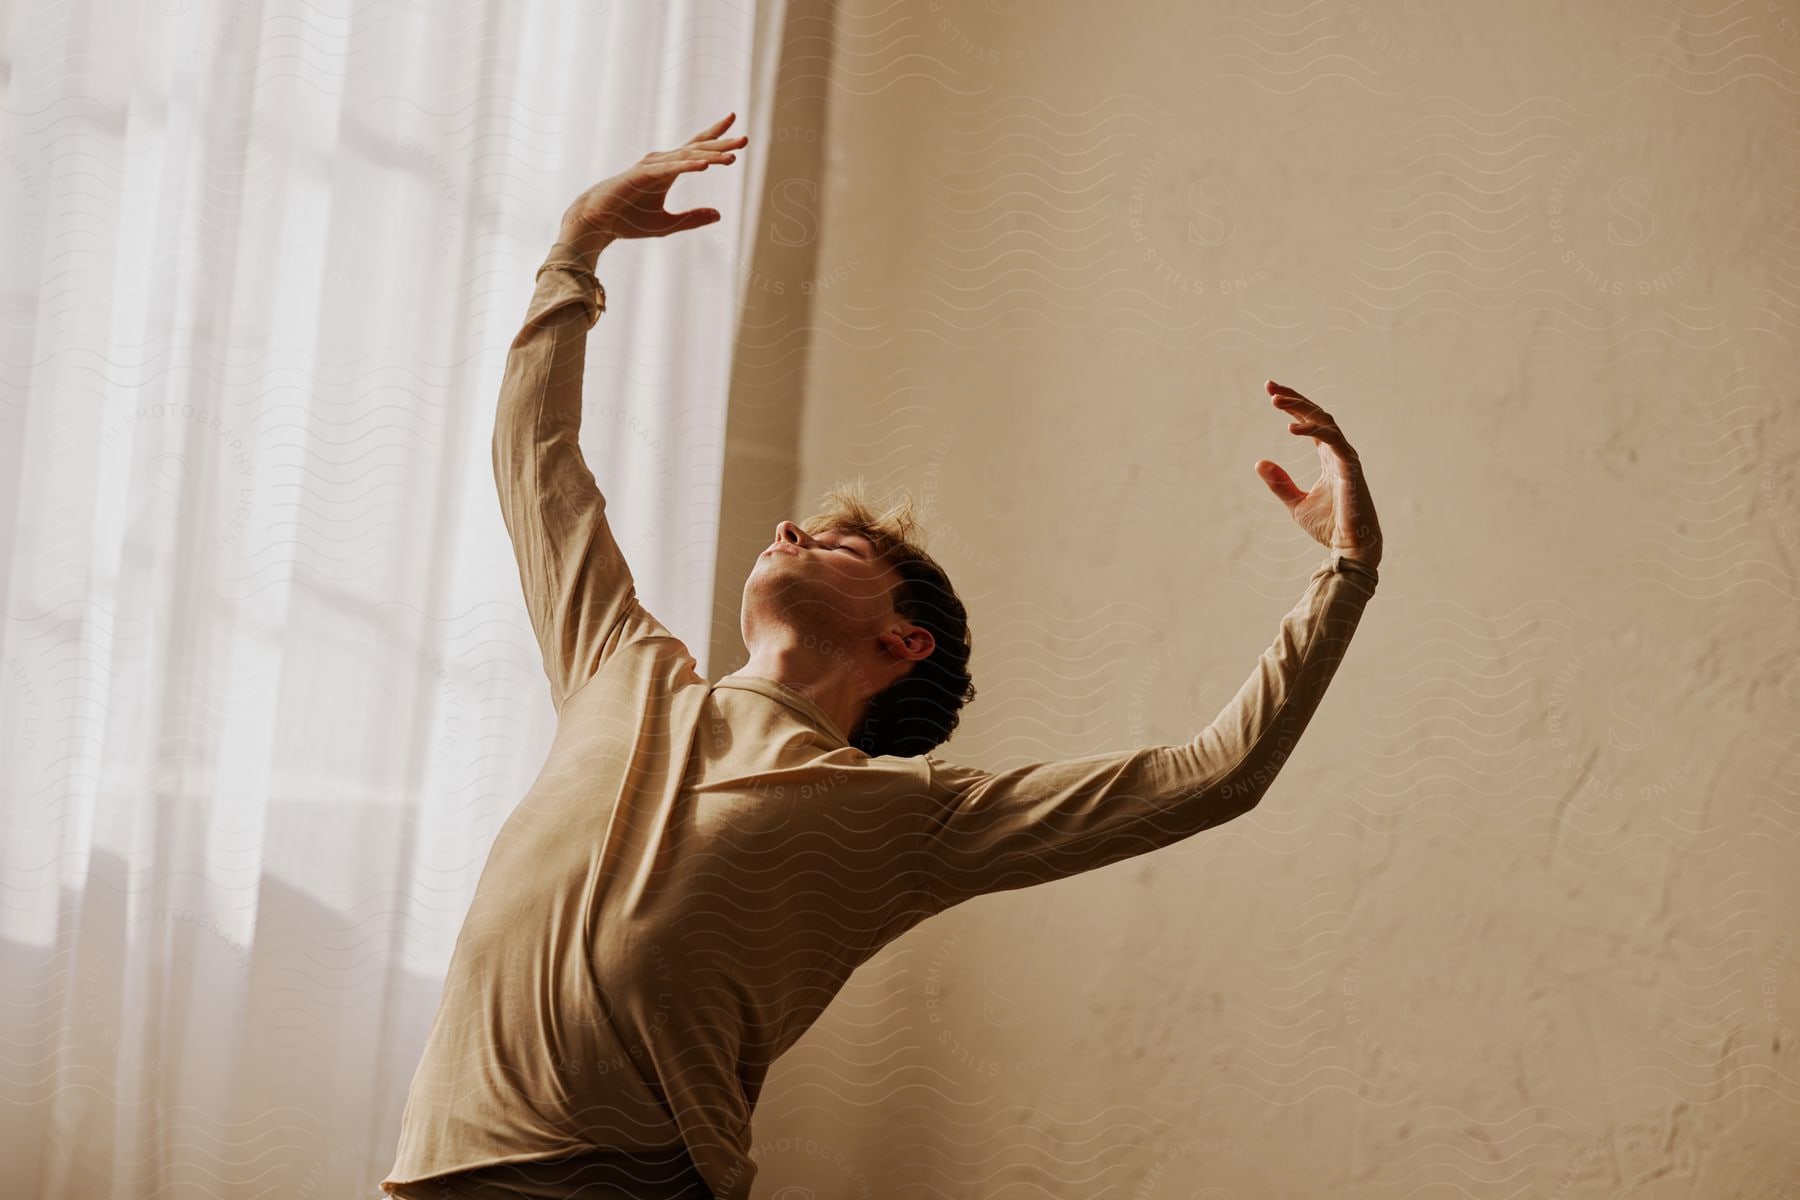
left=381, top=112, right=1384, bottom=1200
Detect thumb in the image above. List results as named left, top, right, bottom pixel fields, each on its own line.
left=663, top=207, right=721, bottom=235
left=1255, top=459, right=1306, bottom=509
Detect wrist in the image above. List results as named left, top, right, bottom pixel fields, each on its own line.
left=1330, top=549, right=1381, bottom=584
left=1329, top=537, right=1380, bottom=568
left=555, top=221, right=615, bottom=266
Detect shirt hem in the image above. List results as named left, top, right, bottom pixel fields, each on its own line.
left=381, top=1141, right=699, bottom=1190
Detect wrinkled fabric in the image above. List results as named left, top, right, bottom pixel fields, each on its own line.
left=381, top=245, right=1381, bottom=1200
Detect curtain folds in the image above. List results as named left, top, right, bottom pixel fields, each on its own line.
left=0, top=3, right=765, bottom=1195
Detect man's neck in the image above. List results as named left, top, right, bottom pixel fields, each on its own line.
left=726, top=641, right=880, bottom=745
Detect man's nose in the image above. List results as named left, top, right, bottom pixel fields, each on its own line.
left=775, top=520, right=808, bottom=547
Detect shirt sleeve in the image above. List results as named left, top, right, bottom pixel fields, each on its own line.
left=909, top=549, right=1380, bottom=915
left=492, top=242, right=649, bottom=713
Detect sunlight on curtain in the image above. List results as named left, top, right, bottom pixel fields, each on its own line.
left=0, top=0, right=761, bottom=1195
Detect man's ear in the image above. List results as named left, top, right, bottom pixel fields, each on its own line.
left=881, top=623, right=935, bottom=664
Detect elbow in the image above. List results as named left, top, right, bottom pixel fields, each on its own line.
left=490, top=415, right=513, bottom=469
left=1170, top=775, right=1267, bottom=833
left=490, top=429, right=510, bottom=495
left=1209, top=746, right=1292, bottom=817
left=1160, top=742, right=1273, bottom=829
left=1218, top=786, right=1267, bottom=823
left=491, top=415, right=531, bottom=486
left=1209, top=714, right=1313, bottom=815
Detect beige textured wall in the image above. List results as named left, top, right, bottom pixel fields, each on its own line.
left=722, top=2, right=1800, bottom=1194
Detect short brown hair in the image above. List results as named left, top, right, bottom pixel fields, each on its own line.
left=799, top=478, right=976, bottom=758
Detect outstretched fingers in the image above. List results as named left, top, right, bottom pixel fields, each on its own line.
left=687, top=112, right=737, bottom=143
left=643, top=119, right=746, bottom=164
left=1267, top=379, right=1328, bottom=422
left=686, top=134, right=749, bottom=153
left=650, top=141, right=744, bottom=163
left=644, top=154, right=734, bottom=179
left=1268, top=380, right=1355, bottom=456
left=1290, top=421, right=1354, bottom=454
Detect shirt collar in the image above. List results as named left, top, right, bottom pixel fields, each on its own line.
left=709, top=675, right=852, bottom=747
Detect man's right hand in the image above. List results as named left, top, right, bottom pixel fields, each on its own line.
left=1254, top=380, right=1384, bottom=570
left=558, top=112, right=748, bottom=256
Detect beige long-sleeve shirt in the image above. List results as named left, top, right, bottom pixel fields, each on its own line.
left=380, top=245, right=1381, bottom=1200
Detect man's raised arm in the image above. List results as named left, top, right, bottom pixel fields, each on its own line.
left=492, top=113, right=748, bottom=712
left=491, top=242, right=633, bottom=712
left=906, top=382, right=1386, bottom=916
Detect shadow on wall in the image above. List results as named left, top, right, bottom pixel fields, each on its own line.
left=708, top=0, right=842, bottom=676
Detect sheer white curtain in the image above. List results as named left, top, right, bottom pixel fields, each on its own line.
left=0, top=2, right=764, bottom=1196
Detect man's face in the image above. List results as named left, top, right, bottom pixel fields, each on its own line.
left=741, top=521, right=903, bottom=653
